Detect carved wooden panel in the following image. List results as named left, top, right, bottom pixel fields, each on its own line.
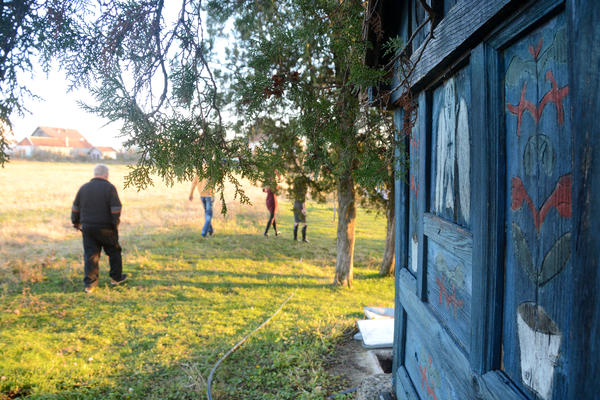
left=502, top=13, right=571, bottom=400
left=430, top=65, right=471, bottom=228
left=421, top=65, right=473, bottom=353
left=425, top=239, right=472, bottom=351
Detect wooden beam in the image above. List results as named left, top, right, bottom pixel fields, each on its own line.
left=566, top=0, right=600, bottom=398
left=469, top=42, right=506, bottom=374
left=423, top=213, right=473, bottom=264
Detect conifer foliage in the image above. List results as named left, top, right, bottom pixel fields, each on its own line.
left=208, top=0, right=397, bottom=286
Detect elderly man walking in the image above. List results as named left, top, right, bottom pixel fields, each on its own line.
left=71, top=164, right=127, bottom=293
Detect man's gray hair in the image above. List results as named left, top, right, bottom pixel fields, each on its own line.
left=94, top=164, right=109, bottom=177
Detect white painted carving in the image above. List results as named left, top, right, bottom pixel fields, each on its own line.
left=435, top=79, right=456, bottom=214
left=434, top=78, right=470, bottom=222
left=517, top=302, right=561, bottom=400
left=411, top=236, right=418, bottom=273
left=457, top=97, right=470, bottom=223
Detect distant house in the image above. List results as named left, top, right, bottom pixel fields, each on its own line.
left=97, top=146, right=118, bottom=160
left=88, top=147, right=103, bottom=160
left=88, top=146, right=117, bottom=160
left=14, top=126, right=94, bottom=157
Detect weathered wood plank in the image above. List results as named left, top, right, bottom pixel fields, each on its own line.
left=488, top=0, right=565, bottom=49
left=393, top=109, right=410, bottom=392
left=395, top=109, right=410, bottom=272
left=566, top=1, right=600, bottom=398
left=408, top=93, right=422, bottom=276
left=398, top=269, right=526, bottom=400
left=501, top=12, right=572, bottom=400
left=416, top=92, right=429, bottom=301
left=425, top=240, right=472, bottom=352
left=480, top=372, right=526, bottom=399
left=395, top=365, right=420, bottom=400
left=469, top=42, right=506, bottom=374
left=411, top=0, right=432, bottom=52
left=390, top=0, right=515, bottom=104
left=423, top=213, right=472, bottom=264
left=392, top=301, right=407, bottom=391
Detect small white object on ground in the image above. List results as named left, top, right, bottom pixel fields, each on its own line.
left=356, top=319, right=394, bottom=349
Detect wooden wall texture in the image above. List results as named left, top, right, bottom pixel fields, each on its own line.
left=388, top=0, right=600, bottom=399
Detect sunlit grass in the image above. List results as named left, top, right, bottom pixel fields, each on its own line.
left=0, top=161, right=393, bottom=399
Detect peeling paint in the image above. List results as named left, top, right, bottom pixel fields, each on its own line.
left=411, top=235, right=419, bottom=273
left=517, top=302, right=561, bottom=400
left=435, top=78, right=456, bottom=215
left=457, top=97, right=470, bottom=223
left=435, top=253, right=465, bottom=289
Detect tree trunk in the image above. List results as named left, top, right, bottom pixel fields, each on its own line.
left=379, top=181, right=395, bottom=276
left=334, top=170, right=356, bottom=287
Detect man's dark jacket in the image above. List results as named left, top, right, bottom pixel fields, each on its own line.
left=71, top=178, right=122, bottom=228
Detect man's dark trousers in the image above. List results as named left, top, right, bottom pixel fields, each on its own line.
left=82, top=226, right=122, bottom=288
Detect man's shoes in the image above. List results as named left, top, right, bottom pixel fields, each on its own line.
left=84, top=286, right=95, bottom=294
left=264, top=232, right=268, bottom=237
left=275, top=230, right=281, bottom=236
left=302, top=239, right=309, bottom=243
left=111, top=274, right=128, bottom=285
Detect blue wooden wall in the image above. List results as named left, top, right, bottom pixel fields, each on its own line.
left=502, top=13, right=571, bottom=400
left=387, top=0, right=600, bottom=399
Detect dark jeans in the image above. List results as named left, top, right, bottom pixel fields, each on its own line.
left=82, top=226, right=123, bottom=287
left=265, top=211, right=277, bottom=234
left=201, top=196, right=214, bottom=236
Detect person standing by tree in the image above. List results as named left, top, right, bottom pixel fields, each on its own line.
left=71, top=164, right=127, bottom=293
left=189, top=175, right=214, bottom=237
left=263, top=186, right=280, bottom=237
left=291, top=175, right=309, bottom=242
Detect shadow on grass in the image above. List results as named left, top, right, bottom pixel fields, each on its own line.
left=121, top=231, right=384, bottom=263
left=5, top=228, right=388, bottom=297
left=131, top=276, right=330, bottom=292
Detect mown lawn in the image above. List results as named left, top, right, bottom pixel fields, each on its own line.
left=0, top=161, right=394, bottom=400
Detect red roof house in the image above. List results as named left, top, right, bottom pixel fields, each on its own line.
left=14, top=126, right=95, bottom=157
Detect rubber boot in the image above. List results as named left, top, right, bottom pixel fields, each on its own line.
left=302, top=226, right=308, bottom=242
left=293, top=225, right=298, bottom=241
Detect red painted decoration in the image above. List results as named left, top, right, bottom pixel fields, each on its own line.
left=507, top=83, right=537, bottom=138
left=411, top=174, right=419, bottom=200
left=435, top=275, right=464, bottom=319
left=539, top=70, right=569, bottom=125
left=418, top=357, right=439, bottom=400
left=511, top=174, right=572, bottom=232
left=410, top=133, right=419, bottom=150
left=507, top=70, right=569, bottom=137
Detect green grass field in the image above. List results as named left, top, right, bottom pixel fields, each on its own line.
left=0, top=161, right=394, bottom=400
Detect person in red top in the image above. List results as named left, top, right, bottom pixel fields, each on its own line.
left=263, top=186, right=280, bottom=237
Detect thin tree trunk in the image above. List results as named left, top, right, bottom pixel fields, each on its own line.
left=331, top=27, right=359, bottom=287
left=379, top=180, right=395, bottom=276
left=334, top=170, right=356, bottom=287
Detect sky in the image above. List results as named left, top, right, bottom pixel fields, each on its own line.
left=10, top=66, right=125, bottom=149
left=9, top=4, right=235, bottom=151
